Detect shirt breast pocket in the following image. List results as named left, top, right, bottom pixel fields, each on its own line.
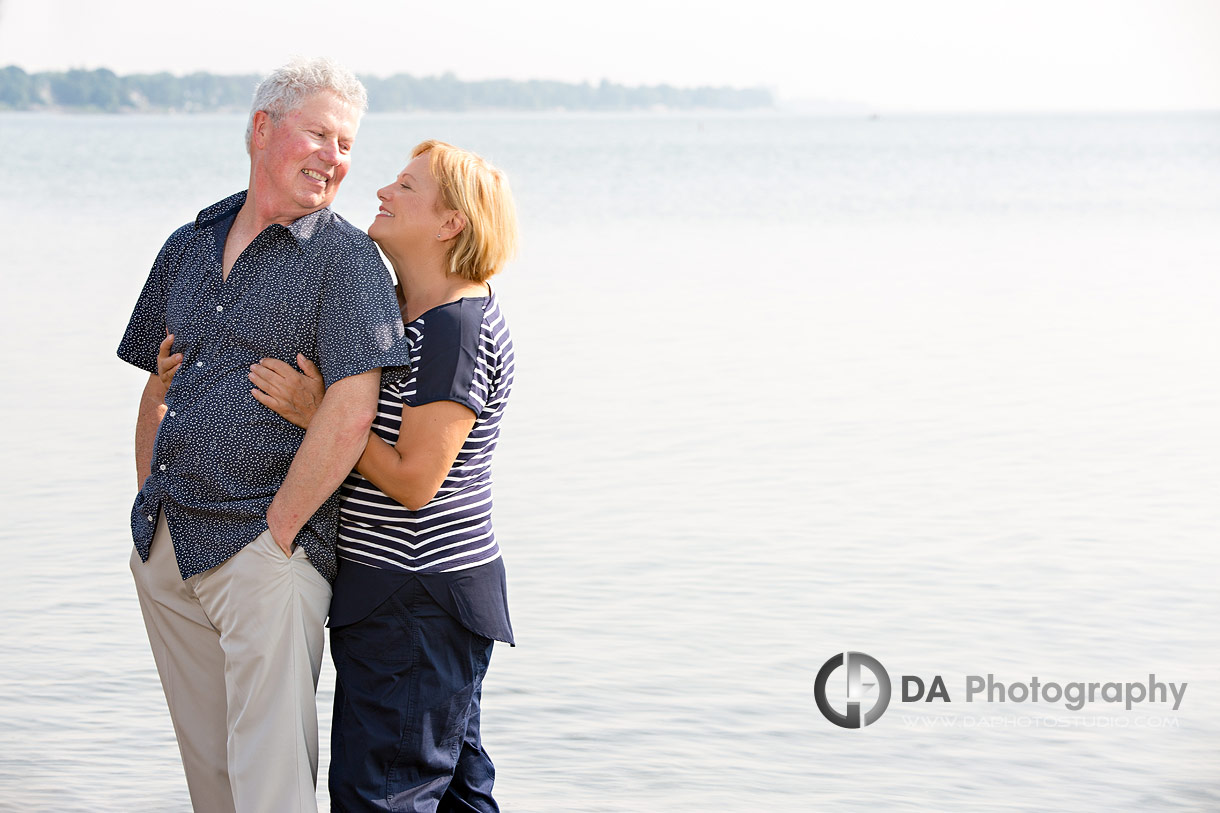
left=164, top=282, right=206, bottom=361
left=229, top=290, right=316, bottom=359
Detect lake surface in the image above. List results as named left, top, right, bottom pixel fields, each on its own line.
left=0, top=110, right=1218, bottom=811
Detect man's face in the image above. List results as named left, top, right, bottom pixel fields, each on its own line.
left=253, top=91, right=360, bottom=219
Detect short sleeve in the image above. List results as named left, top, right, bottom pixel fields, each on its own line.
left=116, top=227, right=186, bottom=374
left=315, top=236, right=412, bottom=388
left=405, top=298, right=489, bottom=416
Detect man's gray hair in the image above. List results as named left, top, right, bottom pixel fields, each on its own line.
left=244, top=57, right=369, bottom=152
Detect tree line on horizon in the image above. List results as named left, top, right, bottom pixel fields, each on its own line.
left=0, top=66, right=772, bottom=113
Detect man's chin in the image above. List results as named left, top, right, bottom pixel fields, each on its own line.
left=293, top=191, right=336, bottom=214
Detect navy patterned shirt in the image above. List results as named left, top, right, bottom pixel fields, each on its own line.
left=117, top=191, right=411, bottom=581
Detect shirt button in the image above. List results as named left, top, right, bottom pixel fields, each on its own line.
left=147, top=515, right=155, bottom=523
left=168, top=411, right=176, bottom=417
left=159, top=464, right=167, bottom=471
left=216, top=305, right=224, bottom=312
left=196, top=361, right=204, bottom=367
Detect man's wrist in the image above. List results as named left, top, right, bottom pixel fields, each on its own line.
left=266, top=502, right=299, bottom=552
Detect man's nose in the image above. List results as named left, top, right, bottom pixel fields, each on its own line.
left=318, top=140, right=342, bottom=165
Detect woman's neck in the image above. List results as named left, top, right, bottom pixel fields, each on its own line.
left=394, top=264, right=487, bottom=323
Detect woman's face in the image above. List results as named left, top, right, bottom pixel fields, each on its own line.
left=368, top=152, right=446, bottom=253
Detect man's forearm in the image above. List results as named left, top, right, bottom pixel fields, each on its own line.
left=267, top=368, right=380, bottom=551
left=135, top=374, right=168, bottom=490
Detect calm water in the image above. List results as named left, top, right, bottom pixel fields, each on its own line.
left=1, top=110, right=1218, bottom=811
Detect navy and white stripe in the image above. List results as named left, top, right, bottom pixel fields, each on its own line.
left=337, top=292, right=514, bottom=574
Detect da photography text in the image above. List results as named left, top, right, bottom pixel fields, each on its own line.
left=813, top=651, right=1188, bottom=729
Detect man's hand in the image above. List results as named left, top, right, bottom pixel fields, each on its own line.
left=267, top=521, right=296, bottom=557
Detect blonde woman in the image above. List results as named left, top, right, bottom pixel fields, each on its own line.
left=245, top=140, right=518, bottom=812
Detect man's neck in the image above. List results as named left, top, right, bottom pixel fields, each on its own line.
left=241, top=180, right=319, bottom=234
left=222, top=200, right=278, bottom=282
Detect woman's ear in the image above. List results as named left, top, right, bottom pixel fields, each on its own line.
left=438, top=210, right=467, bottom=242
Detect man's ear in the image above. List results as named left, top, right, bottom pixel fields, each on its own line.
left=250, top=110, right=272, bottom=151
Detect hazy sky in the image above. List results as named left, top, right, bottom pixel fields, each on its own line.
left=1, top=0, right=1218, bottom=112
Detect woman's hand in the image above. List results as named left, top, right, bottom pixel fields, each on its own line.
left=156, top=333, right=182, bottom=392
left=249, top=354, right=326, bottom=430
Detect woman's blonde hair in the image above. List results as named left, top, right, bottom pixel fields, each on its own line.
left=413, top=140, right=519, bottom=282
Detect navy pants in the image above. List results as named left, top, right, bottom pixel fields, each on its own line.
left=329, top=578, right=498, bottom=813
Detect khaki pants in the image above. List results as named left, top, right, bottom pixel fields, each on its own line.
left=131, top=513, right=332, bottom=813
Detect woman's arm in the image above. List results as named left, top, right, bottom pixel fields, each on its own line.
left=137, top=333, right=183, bottom=489
left=357, top=400, right=476, bottom=511
left=249, top=357, right=476, bottom=511
left=135, top=374, right=166, bottom=490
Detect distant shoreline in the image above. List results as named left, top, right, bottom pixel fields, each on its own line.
left=0, top=66, right=773, bottom=113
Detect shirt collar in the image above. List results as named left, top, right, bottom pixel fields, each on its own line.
left=195, top=191, right=246, bottom=229
left=194, top=190, right=334, bottom=247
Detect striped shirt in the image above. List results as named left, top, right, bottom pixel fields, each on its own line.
left=337, top=292, right=513, bottom=574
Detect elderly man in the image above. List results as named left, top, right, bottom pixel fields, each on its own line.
left=117, top=58, right=406, bottom=813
